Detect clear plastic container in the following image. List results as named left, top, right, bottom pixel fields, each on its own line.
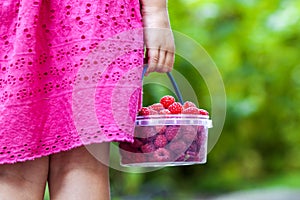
left=119, top=114, right=212, bottom=167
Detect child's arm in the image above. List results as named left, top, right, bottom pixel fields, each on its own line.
left=140, top=0, right=175, bottom=76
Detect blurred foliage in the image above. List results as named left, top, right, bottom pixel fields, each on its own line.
left=111, top=0, right=300, bottom=198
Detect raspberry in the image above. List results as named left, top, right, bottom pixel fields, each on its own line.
left=154, top=135, right=168, bottom=148
left=155, top=125, right=166, bottom=134
left=160, top=95, right=175, bottom=109
left=135, top=126, right=156, bottom=139
left=133, top=153, right=147, bottom=163
left=131, top=139, right=143, bottom=149
left=182, top=126, right=197, bottom=144
left=186, top=141, right=199, bottom=153
left=182, top=107, right=199, bottom=114
left=182, top=125, right=198, bottom=133
left=169, top=140, right=187, bottom=154
left=159, top=109, right=171, bottom=115
left=183, top=101, right=197, bottom=109
left=182, top=130, right=197, bottom=144
left=134, top=126, right=145, bottom=138
left=141, top=143, right=156, bottom=153
left=149, top=103, right=164, bottom=112
left=119, top=142, right=139, bottom=153
left=165, top=126, right=180, bottom=141
left=196, top=130, right=206, bottom=145
left=149, top=109, right=158, bottom=115
left=140, top=134, right=157, bottom=144
left=153, top=148, right=171, bottom=162
left=198, top=109, right=209, bottom=116
left=197, top=125, right=204, bottom=133
left=138, top=107, right=150, bottom=116
left=121, top=153, right=134, bottom=164
left=168, top=102, right=183, bottom=114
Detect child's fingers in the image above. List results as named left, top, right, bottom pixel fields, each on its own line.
left=156, top=50, right=174, bottom=73
left=145, top=48, right=174, bottom=75
left=165, top=51, right=175, bottom=71
left=145, top=48, right=159, bottom=76
left=157, top=49, right=167, bottom=72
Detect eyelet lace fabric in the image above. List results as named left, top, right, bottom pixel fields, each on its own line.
left=0, top=0, right=144, bottom=164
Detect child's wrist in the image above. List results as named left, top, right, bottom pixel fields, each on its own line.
left=142, top=6, right=167, bottom=13
left=140, top=0, right=168, bottom=11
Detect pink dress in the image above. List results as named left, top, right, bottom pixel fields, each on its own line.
left=0, top=0, right=144, bottom=164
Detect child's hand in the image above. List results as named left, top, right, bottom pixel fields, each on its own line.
left=141, top=1, right=175, bottom=76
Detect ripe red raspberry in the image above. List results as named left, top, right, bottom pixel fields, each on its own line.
left=186, top=141, right=199, bottom=153
left=168, top=102, right=183, bottom=114
left=198, top=109, right=209, bottom=116
left=155, top=125, right=166, bottom=134
left=141, top=143, right=156, bottom=153
left=182, top=125, right=198, bottom=134
left=160, top=95, right=175, bottom=109
left=159, top=109, right=171, bottom=115
left=196, top=130, right=207, bottom=145
left=183, top=101, right=197, bottom=109
left=169, top=140, right=187, bottom=154
left=135, top=126, right=156, bottom=138
left=119, top=142, right=139, bottom=153
left=197, top=125, right=204, bottom=133
left=133, top=153, right=147, bottom=163
left=131, top=139, right=143, bottom=149
left=183, top=131, right=197, bottom=144
left=153, top=148, right=171, bottom=162
left=121, top=153, right=134, bottom=164
left=165, top=126, right=180, bottom=141
left=138, top=107, right=150, bottom=116
left=149, top=109, right=158, bottom=115
left=182, top=107, right=199, bottom=114
left=154, top=135, right=168, bottom=148
left=149, top=103, right=164, bottom=112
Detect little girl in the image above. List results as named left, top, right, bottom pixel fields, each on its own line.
left=0, top=0, right=174, bottom=199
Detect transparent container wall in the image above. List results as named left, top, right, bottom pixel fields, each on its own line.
left=119, top=115, right=211, bottom=167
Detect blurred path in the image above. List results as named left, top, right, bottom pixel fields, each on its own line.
left=114, top=187, right=300, bottom=200
left=206, top=188, right=300, bottom=200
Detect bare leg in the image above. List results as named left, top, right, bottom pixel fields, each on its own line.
left=48, top=143, right=110, bottom=200
left=0, top=157, right=49, bottom=200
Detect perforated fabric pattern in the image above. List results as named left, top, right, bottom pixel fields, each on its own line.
left=0, top=0, right=144, bottom=164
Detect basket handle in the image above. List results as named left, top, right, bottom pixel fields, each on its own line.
left=142, top=64, right=184, bottom=104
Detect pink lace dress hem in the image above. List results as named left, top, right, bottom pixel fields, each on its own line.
left=0, top=0, right=144, bottom=164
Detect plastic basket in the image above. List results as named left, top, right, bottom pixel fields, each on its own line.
left=119, top=66, right=212, bottom=167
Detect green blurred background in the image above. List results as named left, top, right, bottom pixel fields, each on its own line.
left=110, top=0, right=300, bottom=199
